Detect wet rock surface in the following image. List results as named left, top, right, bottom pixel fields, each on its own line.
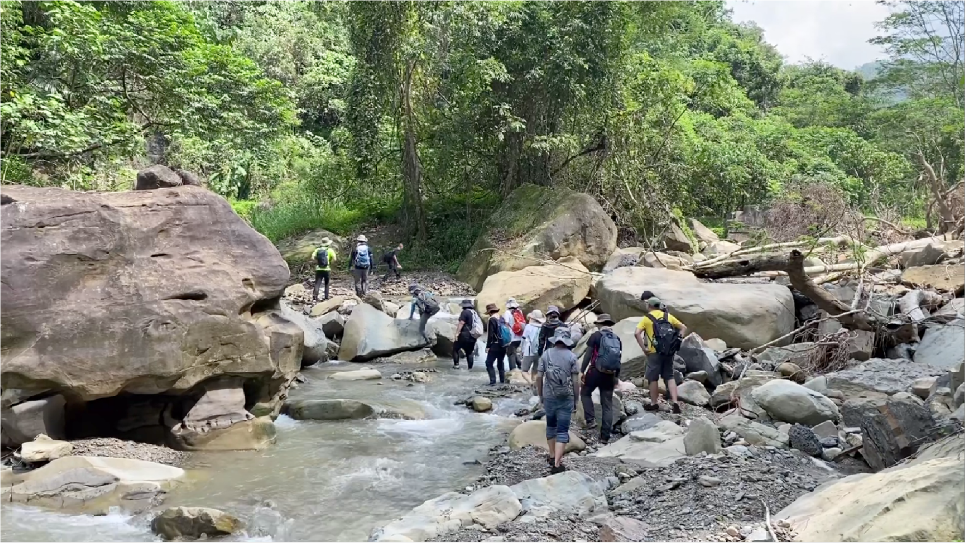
left=67, top=438, right=188, bottom=466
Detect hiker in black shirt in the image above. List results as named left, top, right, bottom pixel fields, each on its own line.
left=382, top=243, right=404, bottom=281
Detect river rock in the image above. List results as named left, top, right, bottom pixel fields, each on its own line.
left=426, top=312, right=459, bottom=358
left=318, top=311, right=345, bottom=338
left=776, top=436, right=965, bottom=541
left=603, top=247, right=646, bottom=274
left=689, top=219, right=720, bottom=245
left=758, top=343, right=817, bottom=368
left=684, top=417, right=721, bottom=455
left=717, top=413, right=789, bottom=448
left=5, top=456, right=184, bottom=514
left=702, top=240, right=740, bottom=257
left=599, top=515, right=650, bottom=542
left=639, top=252, right=689, bottom=270
left=152, top=507, right=243, bottom=541
left=901, top=264, right=965, bottom=293
left=751, top=380, right=839, bottom=425
left=310, top=296, right=347, bottom=317
left=595, top=420, right=686, bottom=467
left=914, top=319, right=965, bottom=369
left=705, top=338, right=727, bottom=351
left=911, top=376, right=938, bottom=399
left=17, top=434, right=73, bottom=463
left=825, top=358, right=946, bottom=400
left=0, top=185, right=301, bottom=407
left=510, top=471, right=608, bottom=518
left=457, top=184, right=617, bottom=291
left=677, top=334, right=723, bottom=387
left=471, top=397, right=493, bottom=412
left=899, top=242, right=949, bottom=268
left=676, top=381, right=710, bottom=407
left=1, top=394, right=66, bottom=447
left=574, top=389, right=626, bottom=429
left=842, top=394, right=936, bottom=470
left=710, top=371, right=780, bottom=408
left=280, top=302, right=338, bottom=364
left=788, top=424, right=822, bottom=457
left=285, top=399, right=376, bottom=420
left=661, top=223, right=697, bottom=253
left=329, top=368, right=382, bottom=381
left=610, top=317, right=650, bottom=378
left=372, top=484, right=522, bottom=541
left=777, top=362, right=807, bottom=384
left=475, top=259, right=592, bottom=317
left=595, top=267, right=795, bottom=349
left=135, top=165, right=183, bottom=190
left=620, top=413, right=662, bottom=434
left=172, top=416, right=276, bottom=451
left=338, top=304, right=429, bottom=361
left=509, top=421, right=585, bottom=453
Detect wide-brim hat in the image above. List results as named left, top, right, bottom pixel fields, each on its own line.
left=356, top=234, right=368, bottom=242
left=546, top=305, right=561, bottom=317
left=485, top=303, right=499, bottom=314
left=461, top=299, right=474, bottom=309
left=549, top=330, right=574, bottom=347
left=319, top=237, right=333, bottom=247
left=528, top=310, right=545, bottom=323
left=595, top=313, right=616, bottom=326
left=409, top=283, right=422, bottom=293
left=506, top=298, right=520, bottom=309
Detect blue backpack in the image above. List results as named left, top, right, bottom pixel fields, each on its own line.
left=498, top=318, right=513, bottom=347
left=354, top=243, right=371, bottom=268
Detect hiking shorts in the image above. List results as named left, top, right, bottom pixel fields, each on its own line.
left=544, top=395, right=573, bottom=443
left=520, top=354, right=538, bottom=372
left=645, top=352, right=675, bottom=382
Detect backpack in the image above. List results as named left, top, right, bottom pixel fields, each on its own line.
left=354, top=244, right=371, bottom=268
left=469, top=310, right=484, bottom=339
left=595, top=329, right=622, bottom=374
left=315, top=247, right=330, bottom=268
left=498, top=318, right=513, bottom=347
left=646, top=311, right=681, bottom=356
left=417, top=291, right=440, bottom=315
left=510, top=309, right=526, bottom=336
left=545, top=360, right=573, bottom=395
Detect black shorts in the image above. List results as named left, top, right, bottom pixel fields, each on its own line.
left=645, top=352, right=674, bottom=382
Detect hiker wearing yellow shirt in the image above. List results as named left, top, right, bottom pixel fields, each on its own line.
left=634, top=296, right=688, bottom=414
left=310, top=237, right=337, bottom=302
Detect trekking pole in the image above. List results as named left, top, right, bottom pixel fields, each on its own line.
left=568, top=299, right=601, bottom=324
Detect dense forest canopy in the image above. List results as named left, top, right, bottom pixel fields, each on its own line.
left=1, top=1, right=963, bottom=263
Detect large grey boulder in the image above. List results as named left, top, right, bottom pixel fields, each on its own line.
left=279, top=302, right=339, bottom=364
left=475, top=259, right=592, bottom=318
left=1, top=185, right=301, bottom=404
left=135, top=165, right=183, bottom=190
left=168, top=378, right=260, bottom=450
left=152, top=507, right=243, bottom=541
left=914, top=319, right=965, bottom=370
left=510, top=471, right=608, bottom=518
left=689, top=219, right=720, bottom=245
left=609, top=317, right=650, bottom=378
left=283, top=399, right=419, bottom=421
left=661, top=223, right=697, bottom=254
left=594, top=420, right=686, bottom=467
left=338, top=304, right=429, bottom=361
left=603, top=247, right=646, bottom=274
left=677, top=334, right=722, bottom=387
left=684, top=417, right=721, bottom=455
left=717, top=413, right=789, bottom=448
left=841, top=394, right=937, bottom=470
left=751, top=380, right=839, bottom=425
left=776, top=435, right=964, bottom=542
left=595, top=267, right=794, bottom=349
left=826, top=358, right=946, bottom=400
left=372, top=484, right=522, bottom=541
left=677, top=380, right=711, bottom=407
left=457, top=184, right=617, bottom=290
left=1, top=395, right=65, bottom=447
left=710, top=371, right=780, bottom=408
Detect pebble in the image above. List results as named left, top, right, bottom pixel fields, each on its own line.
left=699, top=475, right=722, bottom=487
left=726, top=526, right=740, bottom=537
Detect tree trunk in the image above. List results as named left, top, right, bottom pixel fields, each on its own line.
left=917, top=151, right=956, bottom=234
left=400, top=59, right=427, bottom=242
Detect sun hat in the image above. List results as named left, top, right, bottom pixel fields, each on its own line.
left=506, top=298, right=520, bottom=309
left=356, top=234, right=368, bottom=242
left=528, top=310, right=545, bottom=323
left=595, top=313, right=616, bottom=326
left=546, top=305, right=560, bottom=317
left=548, top=330, right=574, bottom=348
left=485, top=303, right=500, bottom=314
left=461, top=299, right=474, bottom=309
left=319, top=237, right=333, bottom=247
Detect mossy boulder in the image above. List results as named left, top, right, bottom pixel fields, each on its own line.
left=276, top=229, right=346, bottom=266
left=457, top=184, right=617, bottom=290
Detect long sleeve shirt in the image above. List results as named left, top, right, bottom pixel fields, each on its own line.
left=487, top=316, right=504, bottom=350
left=537, top=320, right=564, bottom=356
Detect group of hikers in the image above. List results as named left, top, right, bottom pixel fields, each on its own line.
left=310, top=238, right=689, bottom=474
left=423, top=288, right=688, bottom=474
left=309, top=235, right=404, bottom=301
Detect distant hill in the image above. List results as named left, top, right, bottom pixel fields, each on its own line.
left=855, top=60, right=884, bottom=80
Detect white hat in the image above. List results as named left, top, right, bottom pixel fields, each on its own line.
left=506, top=298, right=520, bottom=309
left=356, top=234, right=368, bottom=242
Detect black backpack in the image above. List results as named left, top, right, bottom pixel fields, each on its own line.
left=595, top=329, right=622, bottom=374
left=316, top=247, right=330, bottom=268
left=646, top=311, right=681, bottom=356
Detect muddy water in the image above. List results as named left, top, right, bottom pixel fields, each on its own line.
left=1, top=357, right=531, bottom=542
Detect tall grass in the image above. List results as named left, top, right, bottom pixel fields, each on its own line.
left=248, top=196, right=365, bottom=243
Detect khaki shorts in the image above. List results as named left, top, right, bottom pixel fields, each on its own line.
left=520, top=354, right=538, bottom=372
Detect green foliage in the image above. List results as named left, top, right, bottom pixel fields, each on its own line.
left=248, top=193, right=365, bottom=244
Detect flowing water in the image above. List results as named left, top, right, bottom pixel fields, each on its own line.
left=1, top=357, right=532, bottom=542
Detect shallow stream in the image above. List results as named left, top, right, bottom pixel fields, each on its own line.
left=1, top=357, right=530, bottom=542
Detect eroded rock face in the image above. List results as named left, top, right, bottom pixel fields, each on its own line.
left=457, top=184, right=617, bottom=290
left=1, top=185, right=300, bottom=404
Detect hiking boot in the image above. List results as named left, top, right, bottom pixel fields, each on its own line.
left=452, top=363, right=460, bottom=369
left=643, top=403, right=660, bottom=412
left=672, top=402, right=682, bottom=414
left=550, top=464, right=566, bottom=474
